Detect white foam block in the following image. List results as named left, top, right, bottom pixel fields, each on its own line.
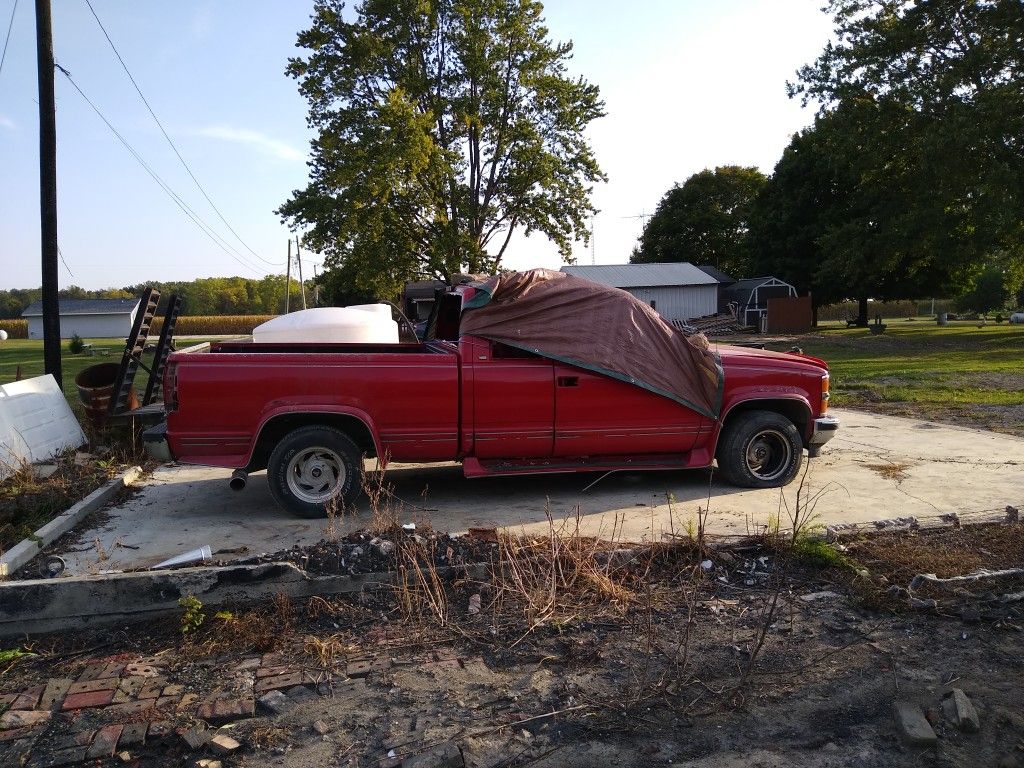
left=0, top=375, right=87, bottom=479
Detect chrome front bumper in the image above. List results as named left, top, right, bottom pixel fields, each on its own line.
left=808, top=415, right=840, bottom=455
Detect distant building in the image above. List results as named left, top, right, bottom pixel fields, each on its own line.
left=560, top=263, right=718, bottom=322
left=723, top=277, right=798, bottom=329
left=22, top=298, right=140, bottom=339
left=695, top=265, right=737, bottom=313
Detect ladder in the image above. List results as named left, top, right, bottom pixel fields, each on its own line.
left=142, top=294, right=182, bottom=406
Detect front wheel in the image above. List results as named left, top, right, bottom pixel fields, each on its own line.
left=716, top=410, right=803, bottom=488
left=267, top=426, right=362, bottom=518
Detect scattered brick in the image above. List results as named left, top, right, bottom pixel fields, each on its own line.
left=155, top=696, right=181, bottom=711
left=0, top=693, right=16, bottom=710
left=312, top=719, right=331, bottom=735
left=52, top=730, right=95, bottom=749
left=195, top=760, right=223, bottom=768
left=0, top=709, right=51, bottom=729
left=161, top=684, right=185, bottom=697
left=124, top=663, right=162, bottom=678
left=86, top=724, right=124, bottom=759
left=178, top=694, right=199, bottom=712
left=41, top=746, right=89, bottom=766
left=0, top=725, right=39, bottom=743
left=257, top=690, right=293, bottom=716
left=178, top=726, right=210, bottom=750
left=137, top=682, right=164, bottom=700
left=105, top=699, right=156, bottom=717
left=254, top=672, right=304, bottom=693
left=100, top=663, right=126, bottom=678
left=235, top=658, right=261, bottom=671
left=951, top=688, right=981, bottom=733
left=66, top=678, right=120, bottom=696
left=346, top=660, right=373, bottom=678
left=118, top=722, right=148, bottom=748
left=255, top=665, right=293, bottom=679
left=76, top=663, right=108, bottom=682
left=403, top=741, right=463, bottom=768
left=62, top=689, right=116, bottom=711
left=196, top=697, right=255, bottom=723
left=261, top=652, right=286, bottom=666
left=286, top=685, right=316, bottom=703
left=210, top=733, right=242, bottom=755
left=147, top=721, right=172, bottom=741
left=894, top=700, right=938, bottom=746
left=9, top=685, right=45, bottom=711
left=39, top=678, right=73, bottom=711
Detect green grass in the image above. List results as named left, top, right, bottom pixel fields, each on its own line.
left=0, top=337, right=221, bottom=416
left=765, top=318, right=1024, bottom=434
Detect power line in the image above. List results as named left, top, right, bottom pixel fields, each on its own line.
left=83, top=0, right=280, bottom=268
left=0, top=0, right=18, bottom=79
left=57, top=63, right=269, bottom=276
left=57, top=245, right=74, bottom=277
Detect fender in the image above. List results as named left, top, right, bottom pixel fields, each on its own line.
left=710, top=390, right=814, bottom=453
left=248, top=404, right=383, bottom=468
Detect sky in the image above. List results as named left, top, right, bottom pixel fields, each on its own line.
left=0, top=1, right=834, bottom=291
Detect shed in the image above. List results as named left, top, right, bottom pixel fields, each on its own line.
left=22, top=298, right=140, bottom=340
left=723, top=277, right=797, bottom=328
left=559, top=263, right=718, bottom=322
left=695, top=265, right=736, bottom=313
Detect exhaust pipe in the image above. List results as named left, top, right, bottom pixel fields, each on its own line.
left=229, top=469, right=248, bottom=492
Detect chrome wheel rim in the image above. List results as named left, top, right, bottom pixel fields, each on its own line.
left=285, top=447, right=345, bottom=504
left=745, top=429, right=792, bottom=482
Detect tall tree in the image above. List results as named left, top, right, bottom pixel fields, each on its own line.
left=279, top=0, right=606, bottom=299
left=631, top=166, right=767, bottom=277
left=790, top=0, right=1024, bottom=298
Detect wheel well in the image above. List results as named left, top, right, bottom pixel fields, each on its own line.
left=718, top=400, right=811, bottom=451
left=248, top=413, right=377, bottom=472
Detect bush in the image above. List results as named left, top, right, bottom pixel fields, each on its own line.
left=68, top=333, right=85, bottom=354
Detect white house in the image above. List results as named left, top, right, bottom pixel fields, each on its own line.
left=22, top=298, right=140, bottom=339
left=560, top=262, right=719, bottom=322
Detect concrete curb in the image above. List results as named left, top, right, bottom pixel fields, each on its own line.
left=0, top=560, right=488, bottom=638
left=0, top=465, right=143, bottom=579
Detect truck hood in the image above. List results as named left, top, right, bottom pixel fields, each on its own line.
left=715, top=343, right=828, bottom=372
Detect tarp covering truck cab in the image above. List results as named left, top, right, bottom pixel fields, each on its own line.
left=145, top=269, right=839, bottom=517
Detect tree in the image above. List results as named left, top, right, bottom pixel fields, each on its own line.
left=279, top=0, right=606, bottom=299
left=631, top=166, right=767, bottom=277
left=791, top=0, right=1024, bottom=298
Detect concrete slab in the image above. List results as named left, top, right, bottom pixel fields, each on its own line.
left=47, top=408, right=1024, bottom=575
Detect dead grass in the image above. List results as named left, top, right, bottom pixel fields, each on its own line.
left=864, top=462, right=913, bottom=482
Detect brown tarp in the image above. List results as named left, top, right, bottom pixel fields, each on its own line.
left=459, top=269, right=723, bottom=419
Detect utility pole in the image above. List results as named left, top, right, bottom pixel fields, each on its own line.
left=295, top=236, right=307, bottom=310
left=311, top=262, right=319, bottom=307
left=36, top=0, right=61, bottom=388
left=285, top=239, right=292, bottom=313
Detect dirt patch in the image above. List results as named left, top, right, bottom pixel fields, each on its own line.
left=864, top=462, right=913, bottom=482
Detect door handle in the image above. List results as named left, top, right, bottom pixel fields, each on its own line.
left=557, top=376, right=579, bottom=387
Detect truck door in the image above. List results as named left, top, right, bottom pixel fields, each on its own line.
left=553, top=364, right=704, bottom=456
left=469, top=339, right=554, bottom=458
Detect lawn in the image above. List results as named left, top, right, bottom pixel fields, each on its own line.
left=764, top=319, right=1024, bottom=436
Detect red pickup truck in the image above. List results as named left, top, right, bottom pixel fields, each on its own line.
left=144, top=272, right=838, bottom=517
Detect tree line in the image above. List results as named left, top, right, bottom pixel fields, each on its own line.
left=0, top=275, right=313, bottom=319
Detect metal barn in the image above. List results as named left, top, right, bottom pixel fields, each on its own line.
left=560, top=263, right=718, bottom=322
left=22, top=298, right=140, bottom=339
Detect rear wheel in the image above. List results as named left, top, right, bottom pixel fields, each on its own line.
left=716, top=410, right=803, bottom=488
left=267, top=426, right=361, bottom=518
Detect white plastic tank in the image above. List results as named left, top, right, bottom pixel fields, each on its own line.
left=252, top=305, right=399, bottom=344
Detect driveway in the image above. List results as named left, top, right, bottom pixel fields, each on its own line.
left=49, top=408, right=1024, bottom=575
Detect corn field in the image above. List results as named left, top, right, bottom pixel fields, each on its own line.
left=152, top=315, right=276, bottom=336
left=0, top=319, right=28, bottom=339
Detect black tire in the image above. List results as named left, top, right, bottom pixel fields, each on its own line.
left=267, top=426, right=361, bottom=518
left=715, top=410, right=803, bottom=488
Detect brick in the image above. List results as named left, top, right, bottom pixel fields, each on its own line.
left=286, top=685, right=316, bottom=703
left=39, top=746, right=88, bottom=766
left=105, top=699, right=156, bottom=718
left=86, top=724, right=123, bottom=759
left=155, top=696, right=180, bottom=711
left=345, top=660, right=373, bottom=678
left=404, top=742, right=463, bottom=768
left=118, top=722, right=147, bottom=748
left=9, top=685, right=44, bottom=711
left=235, top=658, right=261, bottom=671
left=161, top=684, right=184, bottom=697
left=196, top=697, right=254, bottom=723
left=177, top=694, right=199, bottom=712
left=178, top=726, right=209, bottom=750
left=76, top=663, right=108, bottom=682
left=255, top=665, right=293, bottom=679
left=894, top=701, right=938, bottom=746
left=61, top=689, right=115, bottom=711
left=0, top=725, right=38, bottom=743
left=123, top=663, right=162, bottom=678
left=257, top=690, right=293, bottom=716
left=0, top=709, right=50, bottom=729
left=100, top=663, right=126, bottom=678
left=951, top=688, right=981, bottom=733
left=52, top=730, right=95, bottom=749
left=0, top=694, right=16, bottom=711
left=66, top=678, right=120, bottom=696
left=146, top=721, right=172, bottom=741
left=39, top=679, right=73, bottom=711
left=254, top=672, right=304, bottom=693
left=137, top=683, right=164, bottom=700
left=209, top=733, right=241, bottom=755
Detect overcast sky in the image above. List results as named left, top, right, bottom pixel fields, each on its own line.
left=0, top=1, right=833, bottom=291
